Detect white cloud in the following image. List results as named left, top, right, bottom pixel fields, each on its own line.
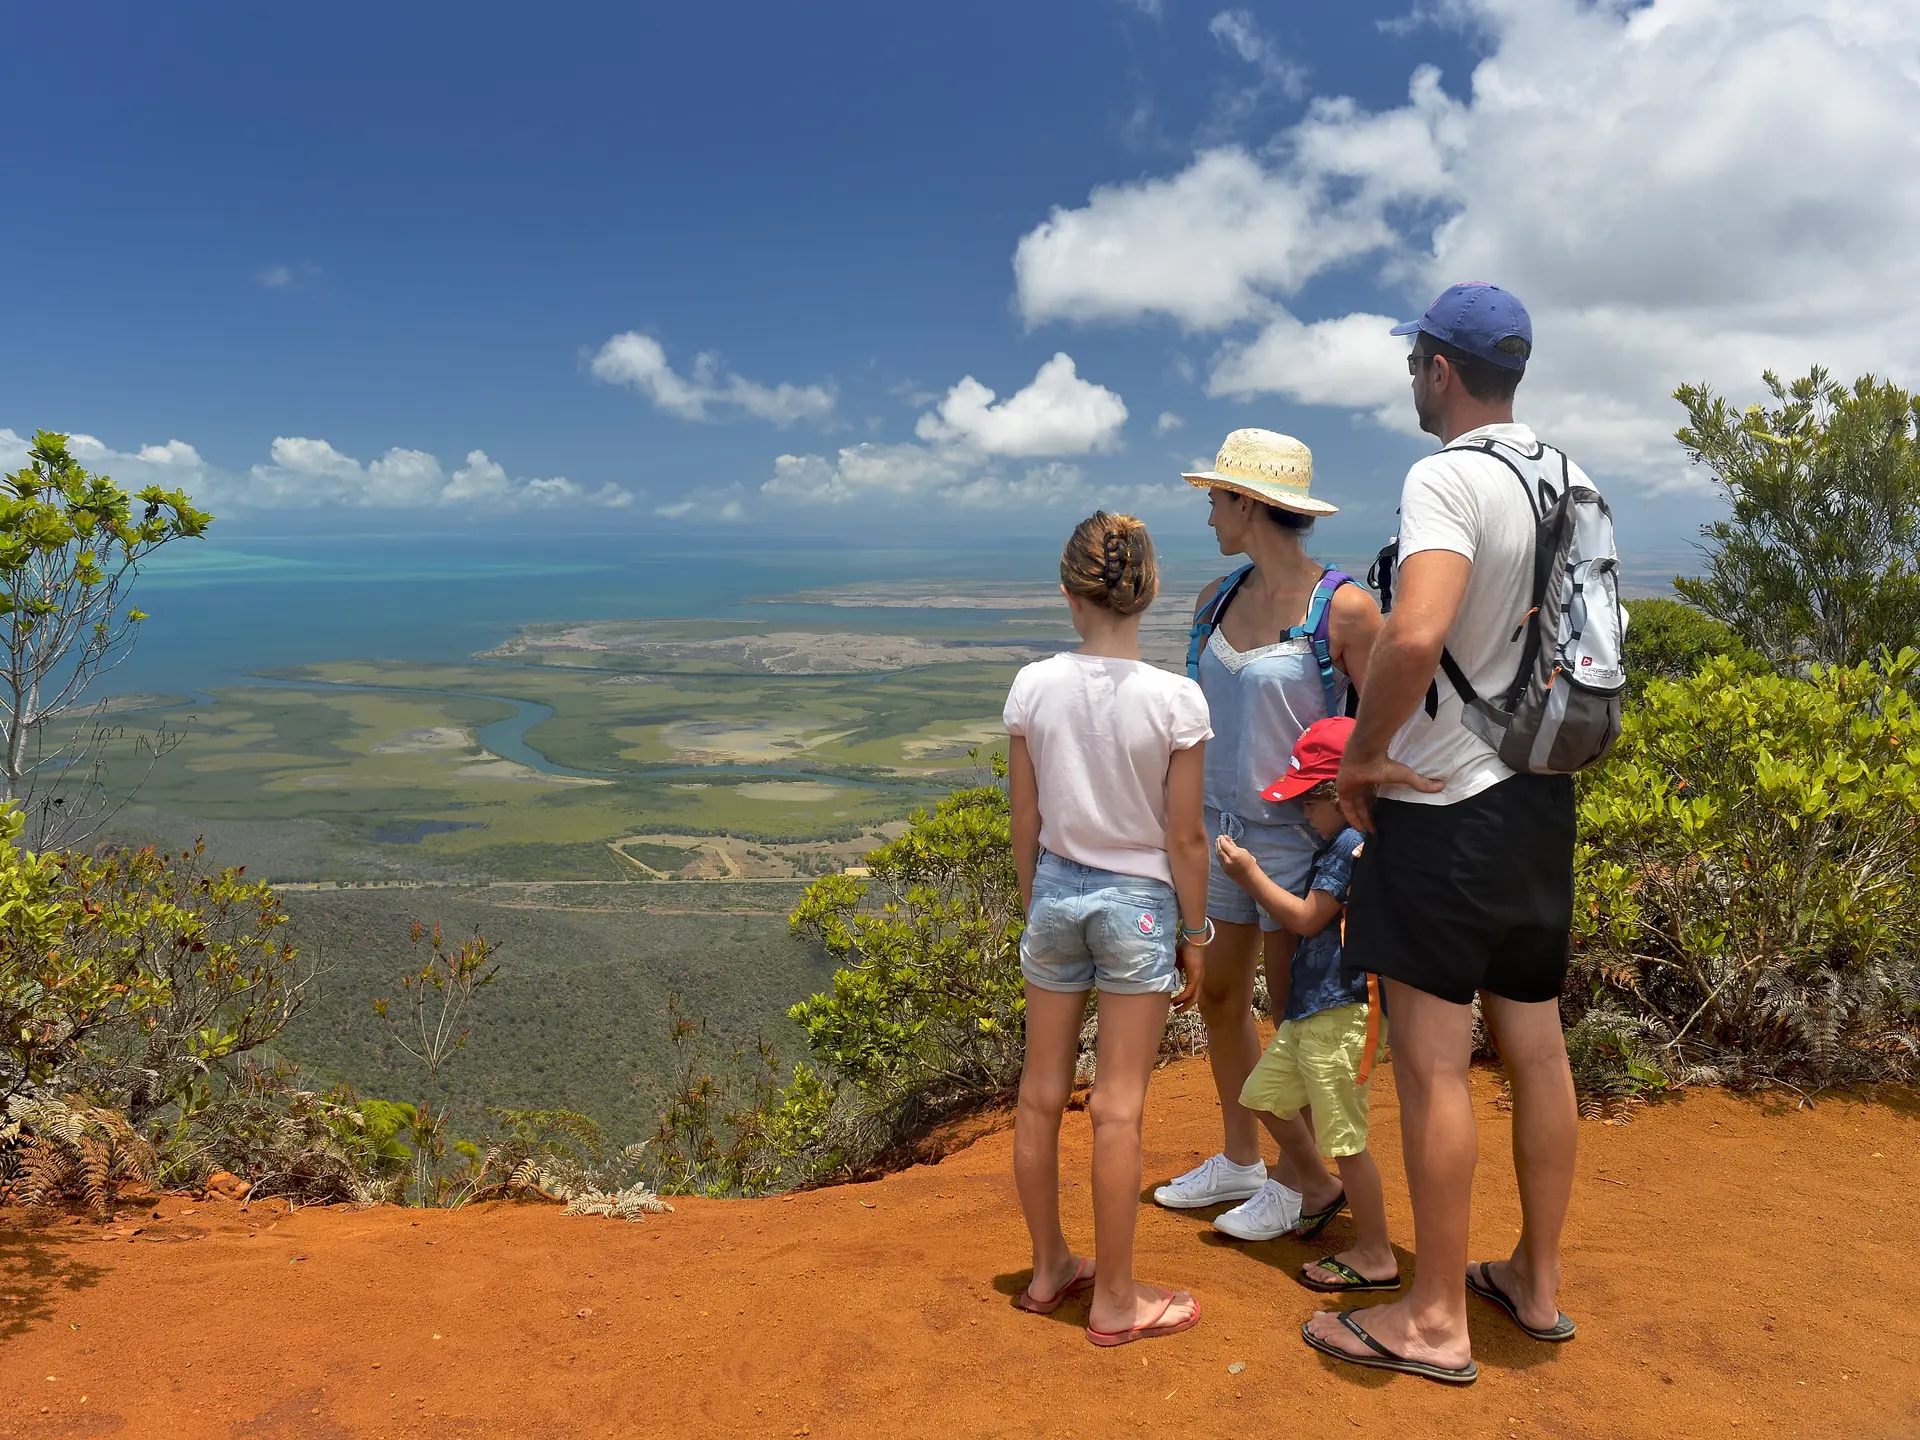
left=655, top=483, right=747, bottom=522
left=760, top=354, right=1134, bottom=510
left=1014, top=147, right=1397, bottom=330
left=1014, top=0, right=1920, bottom=493
left=1208, top=10, right=1308, bottom=107
left=2, top=428, right=632, bottom=511
left=1154, top=411, right=1184, bottom=434
left=764, top=443, right=975, bottom=506
left=763, top=442, right=1183, bottom=513
left=1208, top=310, right=1412, bottom=427
left=254, top=263, right=319, bottom=290
left=589, top=331, right=835, bottom=426
left=913, top=353, right=1128, bottom=456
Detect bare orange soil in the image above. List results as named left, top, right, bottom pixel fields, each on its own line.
left=3, top=1060, right=1917, bottom=1439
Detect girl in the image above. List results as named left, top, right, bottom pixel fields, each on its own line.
left=1154, top=430, right=1382, bottom=1245
left=1005, top=511, right=1212, bottom=1348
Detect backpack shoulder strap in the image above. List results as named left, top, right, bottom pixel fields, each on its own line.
left=1303, top=569, right=1357, bottom=717
left=1443, top=437, right=1566, bottom=522
left=1186, top=564, right=1254, bottom=681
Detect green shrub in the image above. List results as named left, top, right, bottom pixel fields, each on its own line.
left=1573, top=650, right=1920, bottom=1090
left=634, top=772, right=1024, bottom=1196
left=0, top=819, right=315, bottom=1129
left=780, top=777, right=1023, bottom=1176
left=639, top=1001, right=785, bottom=1196
left=1622, top=597, right=1764, bottom=700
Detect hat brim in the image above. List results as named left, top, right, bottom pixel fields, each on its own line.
left=1182, top=473, right=1340, bottom=517
left=1388, top=320, right=1424, bottom=337
left=1260, top=773, right=1323, bottom=805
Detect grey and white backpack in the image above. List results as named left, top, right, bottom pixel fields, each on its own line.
left=1370, top=436, right=1628, bottom=775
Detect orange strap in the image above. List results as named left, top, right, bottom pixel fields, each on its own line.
left=1355, top=973, right=1382, bottom=1087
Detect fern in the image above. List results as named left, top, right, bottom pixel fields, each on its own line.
left=4, top=1096, right=158, bottom=1214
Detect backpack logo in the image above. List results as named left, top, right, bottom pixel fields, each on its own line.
left=1580, top=656, right=1592, bottom=666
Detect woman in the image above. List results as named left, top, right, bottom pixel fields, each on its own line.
left=1006, top=511, right=1212, bottom=1347
left=1152, top=430, right=1383, bottom=1243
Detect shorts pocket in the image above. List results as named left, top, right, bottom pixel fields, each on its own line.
left=1090, top=894, right=1178, bottom=994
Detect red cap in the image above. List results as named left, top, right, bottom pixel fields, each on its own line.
left=1260, top=716, right=1355, bottom=804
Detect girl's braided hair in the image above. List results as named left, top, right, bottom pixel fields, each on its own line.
left=1060, top=511, right=1158, bottom=617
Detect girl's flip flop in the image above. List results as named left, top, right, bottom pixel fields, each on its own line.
left=1299, top=1256, right=1401, bottom=1293
left=1466, top=1262, right=1577, bottom=1342
left=1015, top=1256, right=1096, bottom=1315
left=1085, top=1286, right=1200, bottom=1347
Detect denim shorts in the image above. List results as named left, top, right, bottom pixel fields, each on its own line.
left=1021, top=851, right=1180, bottom=996
left=1206, top=807, right=1318, bottom=932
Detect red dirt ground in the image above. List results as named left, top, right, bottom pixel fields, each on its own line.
left=3, top=1059, right=1917, bottom=1439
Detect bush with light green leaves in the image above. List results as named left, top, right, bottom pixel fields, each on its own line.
left=778, top=774, right=1023, bottom=1182
left=1573, top=650, right=1920, bottom=1092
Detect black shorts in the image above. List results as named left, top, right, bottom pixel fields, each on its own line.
left=1344, top=773, right=1575, bottom=1006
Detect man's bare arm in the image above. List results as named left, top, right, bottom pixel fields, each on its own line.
left=1337, top=550, right=1467, bottom=830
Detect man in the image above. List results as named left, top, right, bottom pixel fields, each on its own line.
left=1304, top=283, right=1583, bottom=1385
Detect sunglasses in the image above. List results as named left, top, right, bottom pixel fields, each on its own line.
left=1406, top=351, right=1434, bottom=375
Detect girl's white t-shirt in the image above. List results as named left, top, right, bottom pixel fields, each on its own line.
left=1003, top=653, right=1212, bottom=886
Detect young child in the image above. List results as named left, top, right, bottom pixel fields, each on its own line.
left=1005, top=511, right=1214, bottom=1348
left=1213, top=716, right=1396, bottom=1293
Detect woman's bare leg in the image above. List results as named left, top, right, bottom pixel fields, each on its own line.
left=1013, top=984, right=1091, bottom=1300
left=1197, top=919, right=1263, bottom=1166
left=1087, top=989, right=1197, bottom=1334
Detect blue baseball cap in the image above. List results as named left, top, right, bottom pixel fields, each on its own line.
left=1390, top=283, right=1533, bottom=371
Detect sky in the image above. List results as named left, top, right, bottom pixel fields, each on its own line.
left=4, top=0, right=1918, bottom=563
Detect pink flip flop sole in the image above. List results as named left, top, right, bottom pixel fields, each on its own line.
left=1085, top=1286, right=1200, bottom=1347
left=1015, top=1257, right=1096, bottom=1315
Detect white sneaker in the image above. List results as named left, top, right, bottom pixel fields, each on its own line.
left=1152, top=1153, right=1268, bottom=1210
left=1212, top=1179, right=1305, bottom=1241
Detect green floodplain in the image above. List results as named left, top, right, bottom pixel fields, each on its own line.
left=100, top=580, right=1138, bottom=1137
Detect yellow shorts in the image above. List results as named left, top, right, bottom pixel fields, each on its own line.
left=1238, top=1003, right=1385, bottom=1159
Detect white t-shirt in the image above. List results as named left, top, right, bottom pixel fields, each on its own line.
left=1383, top=422, right=1595, bottom=806
left=1003, top=653, right=1212, bottom=885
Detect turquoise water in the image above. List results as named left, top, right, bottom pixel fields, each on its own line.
left=110, top=531, right=1092, bottom=697
left=111, top=528, right=1696, bottom=702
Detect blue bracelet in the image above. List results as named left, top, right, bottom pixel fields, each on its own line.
left=1179, top=918, right=1215, bottom=946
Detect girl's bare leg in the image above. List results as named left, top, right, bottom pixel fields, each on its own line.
left=1087, top=989, right=1197, bottom=1334
left=1013, top=984, right=1091, bottom=1300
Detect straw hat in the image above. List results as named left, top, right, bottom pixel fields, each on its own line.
left=1182, top=429, right=1337, bottom=517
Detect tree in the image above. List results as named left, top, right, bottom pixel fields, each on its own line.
left=1673, top=368, right=1920, bottom=670
left=0, top=432, right=210, bottom=845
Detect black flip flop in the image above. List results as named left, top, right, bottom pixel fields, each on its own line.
left=1299, top=1257, right=1401, bottom=1293
left=1466, top=1262, right=1577, bottom=1342
left=1300, top=1309, right=1478, bottom=1386
left=1295, top=1190, right=1346, bottom=1242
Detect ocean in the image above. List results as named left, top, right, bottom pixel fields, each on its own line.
left=109, top=527, right=1694, bottom=698
left=110, top=531, right=1091, bottom=696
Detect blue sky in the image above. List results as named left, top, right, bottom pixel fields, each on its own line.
left=4, top=1, right=1916, bottom=562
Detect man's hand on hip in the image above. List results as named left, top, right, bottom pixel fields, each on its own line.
left=1338, top=749, right=1445, bottom=833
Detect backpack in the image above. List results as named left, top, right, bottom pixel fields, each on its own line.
left=1372, top=436, right=1627, bottom=775
left=1185, top=565, right=1358, bottom=718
